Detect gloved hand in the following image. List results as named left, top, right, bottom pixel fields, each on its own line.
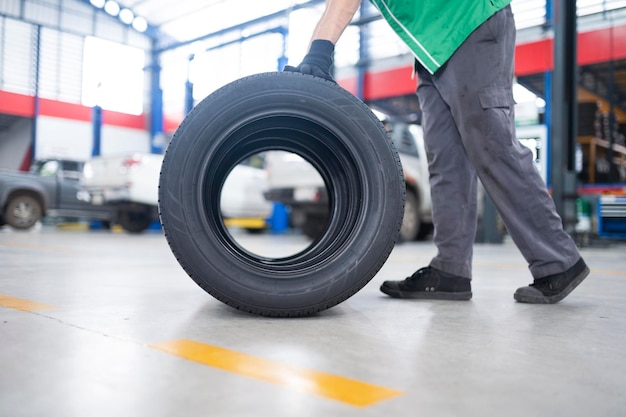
left=284, top=39, right=335, bottom=82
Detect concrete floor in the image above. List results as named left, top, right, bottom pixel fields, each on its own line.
left=1, top=225, right=625, bottom=417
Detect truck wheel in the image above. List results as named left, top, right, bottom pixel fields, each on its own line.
left=399, top=189, right=420, bottom=242
left=159, top=71, right=405, bottom=317
left=5, top=194, right=42, bottom=230
left=301, top=213, right=329, bottom=240
left=118, top=209, right=151, bottom=233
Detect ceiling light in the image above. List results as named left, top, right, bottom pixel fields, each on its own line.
left=119, top=8, right=134, bottom=24
left=132, top=17, right=148, bottom=33
left=89, top=0, right=106, bottom=7
left=104, top=1, right=120, bottom=16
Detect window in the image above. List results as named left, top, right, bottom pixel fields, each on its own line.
left=81, top=36, right=145, bottom=115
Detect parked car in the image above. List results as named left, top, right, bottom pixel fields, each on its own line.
left=82, top=152, right=273, bottom=233
left=264, top=122, right=434, bottom=241
left=0, top=158, right=114, bottom=230
left=82, top=153, right=162, bottom=233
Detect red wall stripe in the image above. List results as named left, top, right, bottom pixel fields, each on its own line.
left=339, top=24, right=626, bottom=100
left=0, top=91, right=146, bottom=129
left=515, top=25, right=626, bottom=76
left=38, top=98, right=92, bottom=121
left=0, top=91, right=35, bottom=117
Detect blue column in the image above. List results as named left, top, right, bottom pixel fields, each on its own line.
left=544, top=0, right=553, bottom=188
left=92, top=105, right=102, bottom=157
left=184, top=54, right=195, bottom=116
left=277, top=27, right=289, bottom=70
left=149, top=46, right=165, bottom=154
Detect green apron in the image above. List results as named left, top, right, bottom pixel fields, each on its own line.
left=369, top=0, right=512, bottom=74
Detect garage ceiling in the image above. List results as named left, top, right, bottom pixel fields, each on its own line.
left=115, top=0, right=324, bottom=47
left=109, top=1, right=626, bottom=117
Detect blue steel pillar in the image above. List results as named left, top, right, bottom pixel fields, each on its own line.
left=92, top=105, right=102, bottom=157
left=149, top=46, right=165, bottom=154
left=550, top=0, right=579, bottom=233
left=184, top=54, right=195, bottom=116
left=544, top=0, right=553, bottom=188
left=277, top=27, right=289, bottom=70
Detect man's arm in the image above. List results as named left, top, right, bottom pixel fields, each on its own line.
left=284, top=0, right=361, bottom=80
left=310, top=0, right=362, bottom=44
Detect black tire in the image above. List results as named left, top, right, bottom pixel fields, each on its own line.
left=159, top=71, right=405, bottom=317
left=301, top=213, right=329, bottom=240
left=399, top=188, right=420, bottom=242
left=5, top=194, right=42, bottom=230
left=118, top=209, right=151, bottom=233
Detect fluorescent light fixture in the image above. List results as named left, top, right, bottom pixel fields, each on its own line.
left=89, top=0, right=106, bottom=7
left=119, top=8, right=134, bottom=24
left=104, top=1, right=120, bottom=16
left=132, top=16, right=148, bottom=32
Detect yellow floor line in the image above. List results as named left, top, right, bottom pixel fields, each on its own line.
left=150, top=339, right=403, bottom=407
left=0, top=294, right=58, bottom=312
left=223, top=218, right=268, bottom=229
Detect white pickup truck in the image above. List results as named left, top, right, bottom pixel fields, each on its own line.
left=82, top=153, right=162, bottom=233
left=82, top=152, right=273, bottom=233
left=264, top=122, right=434, bottom=241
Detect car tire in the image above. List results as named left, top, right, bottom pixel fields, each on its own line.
left=5, top=194, right=42, bottom=230
left=301, top=213, right=328, bottom=240
left=159, top=71, right=405, bottom=317
left=118, top=208, right=152, bottom=233
left=399, top=188, right=420, bottom=242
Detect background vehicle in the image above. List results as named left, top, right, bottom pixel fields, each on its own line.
left=264, top=122, right=434, bottom=241
left=83, top=153, right=162, bottom=233
left=0, top=158, right=114, bottom=230
left=82, top=152, right=273, bottom=233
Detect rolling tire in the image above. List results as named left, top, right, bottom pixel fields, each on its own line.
left=158, top=71, right=405, bottom=317
left=5, top=194, right=42, bottom=230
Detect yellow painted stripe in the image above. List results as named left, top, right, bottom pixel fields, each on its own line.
left=224, top=218, right=268, bottom=229
left=56, top=222, right=90, bottom=231
left=0, top=294, right=58, bottom=312
left=150, top=339, right=403, bottom=407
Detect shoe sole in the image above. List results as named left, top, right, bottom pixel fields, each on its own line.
left=514, top=265, right=590, bottom=304
left=380, top=285, right=472, bottom=300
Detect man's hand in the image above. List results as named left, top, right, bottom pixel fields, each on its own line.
left=284, top=39, right=335, bottom=82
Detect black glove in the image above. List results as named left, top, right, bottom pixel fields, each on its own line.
left=284, top=39, right=335, bottom=82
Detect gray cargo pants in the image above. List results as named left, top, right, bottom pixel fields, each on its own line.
left=416, top=5, right=581, bottom=279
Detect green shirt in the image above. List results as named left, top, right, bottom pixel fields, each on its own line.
left=369, top=0, right=513, bottom=74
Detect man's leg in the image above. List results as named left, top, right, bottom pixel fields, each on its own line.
left=417, top=69, right=478, bottom=279
left=434, top=5, right=581, bottom=278
left=378, top=65, right=476, bottom=300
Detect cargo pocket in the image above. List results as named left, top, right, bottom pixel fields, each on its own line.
left=478, top=86, right=516, bottom=155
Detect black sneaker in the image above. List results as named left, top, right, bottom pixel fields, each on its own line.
left=514, top=258, right=590, bottom=304
left=380, top=266, right=472, bottom=300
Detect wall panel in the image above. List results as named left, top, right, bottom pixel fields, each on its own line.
left=1, top=18, right=35, bottom=95
left=24, top=0, right=60, bottom=27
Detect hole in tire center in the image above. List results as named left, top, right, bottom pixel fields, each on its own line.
left=220, top=151, right=330, bottom=258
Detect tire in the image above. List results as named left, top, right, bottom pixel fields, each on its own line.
left=159, top=71, right=405, bottom=317
left=118, top=209, right=151, bottom=233
left=5, top=194, right=42, bottom=230
left=399, top=188, right=420, bottom=242
left=301, top=213, right=329, bottom=240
